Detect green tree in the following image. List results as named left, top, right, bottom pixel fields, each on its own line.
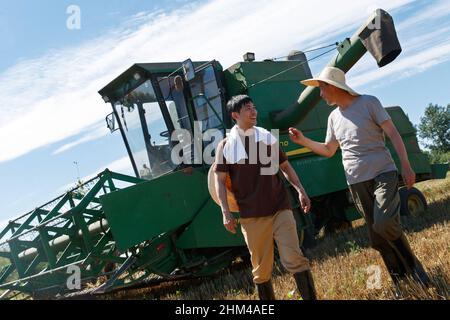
left=418, top=103, right=450, bottom=163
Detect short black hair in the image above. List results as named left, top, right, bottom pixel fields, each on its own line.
left=226, top=95, right=253, bottom=115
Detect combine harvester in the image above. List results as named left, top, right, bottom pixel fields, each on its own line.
left=0, top=9, right=446, bottom=299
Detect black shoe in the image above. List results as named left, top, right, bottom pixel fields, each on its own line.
left=391, top=236, right=431, bottom=286
left=293, top=270, right=317, bottom=300
left=256, top=281, right=276, bottom=300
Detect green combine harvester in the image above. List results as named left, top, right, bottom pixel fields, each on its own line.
left=0, top=9, right=446, bottom=299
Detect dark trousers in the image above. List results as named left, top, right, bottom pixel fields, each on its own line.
left=349, top=170, right=402, bottom=247
left=349, top=171, right=424, bottom=281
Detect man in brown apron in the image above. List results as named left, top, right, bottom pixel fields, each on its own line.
left=214, top=95, right=317, bottom=300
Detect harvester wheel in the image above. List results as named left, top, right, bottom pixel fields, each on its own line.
left=399, top=187, right=427, bottom=217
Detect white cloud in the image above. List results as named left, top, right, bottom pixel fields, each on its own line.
left=397, top=0, right=450, bottom=32
left=401, top=24, right=450, bottom=53
left=0, top=0, right=435, bottom=164
left=350, top=40, right=450, bottom=88
left=58, top=155, right=133, bottom=193
left=101, top=155, right=134, bottom=175
left=52, top=121, right=109, bottom=155
left=327, top=0, right=450, bottom=90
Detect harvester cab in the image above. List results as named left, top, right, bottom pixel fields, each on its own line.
left=99, top=60, right=229, bottom=180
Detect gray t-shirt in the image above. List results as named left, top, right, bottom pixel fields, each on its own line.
left=326, top=95, right=397, bottom=185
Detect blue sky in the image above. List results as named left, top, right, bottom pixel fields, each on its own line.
left=0, top=0, right=449, bottom=226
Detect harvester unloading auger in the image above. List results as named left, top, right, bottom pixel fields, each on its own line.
left=0, top=9, right=445, bottom=299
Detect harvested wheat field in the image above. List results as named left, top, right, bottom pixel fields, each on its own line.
left=107, top=173, right=449, bottom=301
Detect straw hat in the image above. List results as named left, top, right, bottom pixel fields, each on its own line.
left=301, top=66, right=359, bottom=96
left=207, top=163, right=239, bottom=213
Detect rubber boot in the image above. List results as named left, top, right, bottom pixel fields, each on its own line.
left=293, top=270, right=317, bottom=300
left=378, top=246, right=408, bottom=297
left=379, top=245, right=407, bottom=282
left=390, top=235, right=431, bottom=286
left=256, top=280, right=276, bottom=300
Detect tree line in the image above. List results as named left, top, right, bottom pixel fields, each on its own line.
left=418, top=103, right=450, bottom=164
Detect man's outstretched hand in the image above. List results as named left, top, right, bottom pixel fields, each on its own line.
left=289, top=127, right=306, bottom=145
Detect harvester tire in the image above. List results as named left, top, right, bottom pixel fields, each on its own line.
left=399, top=187, right=427, bottom=217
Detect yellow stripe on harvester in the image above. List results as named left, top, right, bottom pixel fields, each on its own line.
left=286, top=147, right=312, bottom=157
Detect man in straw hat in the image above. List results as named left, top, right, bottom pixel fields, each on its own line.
left=213, top=95, right=317, bottom=300
left=289, top=66, right=430, bottom=290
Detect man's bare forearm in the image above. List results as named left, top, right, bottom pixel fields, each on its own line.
left=381, top=120, right=412, bottom=168
left=280, top=161, right=311, bottom=213
left=301, top=137, right=334, bottom=158
left=215, top=176, right=231, bottom=215
left=281, top=162, right=305, bottom=194
left=390, top=131, right=411, bottom=167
